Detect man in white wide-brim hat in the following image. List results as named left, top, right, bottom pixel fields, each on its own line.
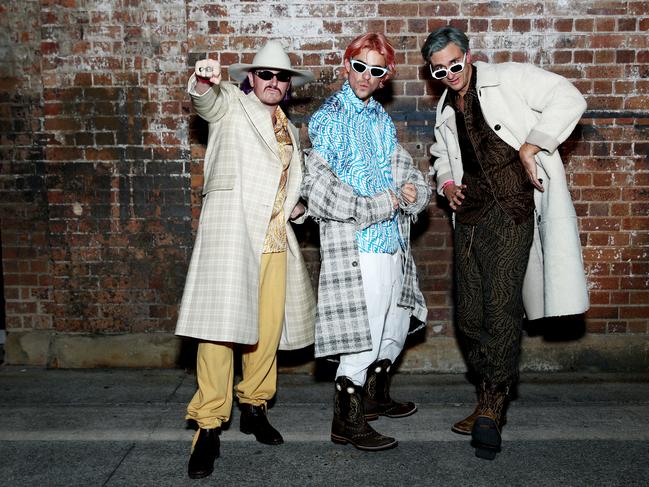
left=176, top=40, right=316, bottom=479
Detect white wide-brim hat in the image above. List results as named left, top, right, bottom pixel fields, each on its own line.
left=228, top=40, right=315, bottom=87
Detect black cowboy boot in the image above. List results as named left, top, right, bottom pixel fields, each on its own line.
left=363, top=359, right=417, bottom=419
left=471, top=382, right=509, bottom=460
left=331, top=376, right=398, bottom=451
left=187, top=427, right=220, bottom=479
left=239, top=403, right=284, bottom=445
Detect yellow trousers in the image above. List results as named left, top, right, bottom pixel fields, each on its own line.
left=186, top=252, right=287, bottom=430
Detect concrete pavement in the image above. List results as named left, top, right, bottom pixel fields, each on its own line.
left=1, top=367, right=648, bottom=486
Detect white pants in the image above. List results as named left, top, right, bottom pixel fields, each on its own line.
left=336, top=250, right=410, bottom=386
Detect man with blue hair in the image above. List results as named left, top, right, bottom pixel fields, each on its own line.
left=422, top=26, right=589, bottom=460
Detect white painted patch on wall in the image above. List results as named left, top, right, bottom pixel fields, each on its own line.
left=72, top=202, right=83, bottom=216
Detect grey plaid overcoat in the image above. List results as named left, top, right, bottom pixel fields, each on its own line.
left=175, top=78, right=316, bottom=349
left=301, top=145, right=431, bottom=357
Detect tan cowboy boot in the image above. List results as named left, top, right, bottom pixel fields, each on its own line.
left=452, top=403, right=482, bottom=435
left=471, top=382, right=509, bottom=460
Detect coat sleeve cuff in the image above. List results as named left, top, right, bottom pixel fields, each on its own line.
left=360, top=190, right=395, bottom=227
left=435, top=171, right=454, bottom=195
left=526, top=129, right=560, bottom=154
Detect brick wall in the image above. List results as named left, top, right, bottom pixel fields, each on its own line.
left=1, top=1, right=647, bottom=367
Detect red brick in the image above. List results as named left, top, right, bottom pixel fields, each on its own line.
left=574, top=50, right=594, bottom=64
left=323, top=21, right=343, bottom=34
left=620, top=307, right=649, bottom=319
left=378, top=3, right=418, bottom=16
left=587, top=306, right=619, bottom=319
left=607, top=321, right=628, bottom=333
left=628, top=321, right=648, bottom=333
left=553, top=51, right=572, bottom=64
left=387, top=19, right=406, bottom=33
left=595, top=18, right=616, bottom=32
left=512, top=19, right=531, bottom=33
left=617, top=18, right=637, bottom=31
left=585, top=320, right=606, bottom=333
left=575, top=19, right=594, bottom=32
left=419, top=2, right=460, bottom=16
left=487, top=19, right=508, bottom=31
left=629, top=2, right=649, bottom=15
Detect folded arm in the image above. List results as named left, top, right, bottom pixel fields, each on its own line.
left=301, top=150, right=396, bottom=229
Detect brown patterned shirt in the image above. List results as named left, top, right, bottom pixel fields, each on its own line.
left=447, top=67, right=534, bottom=225
left=263, top=106, right=292, bottom=253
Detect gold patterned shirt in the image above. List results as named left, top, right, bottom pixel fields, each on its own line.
left=263, top=107, right=292, bottom=253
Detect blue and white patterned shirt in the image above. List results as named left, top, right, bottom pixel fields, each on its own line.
left=308, top=81, right=402, bottom=253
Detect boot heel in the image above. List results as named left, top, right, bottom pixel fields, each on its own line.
left=474, top=445, right=498, bottom=460
left=330, top=434, right=349, bottom=445
left=471, top=416, right=501, bottom=461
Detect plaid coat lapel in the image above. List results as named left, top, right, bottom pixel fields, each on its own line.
left=239, top=91, right=281, bottom=162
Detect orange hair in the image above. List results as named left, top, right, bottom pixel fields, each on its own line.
left=344, top=33, right=396, bottom=81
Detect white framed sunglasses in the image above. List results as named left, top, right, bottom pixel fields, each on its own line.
left=350, top=59, right=389, bottom=78
left=429, top=53, right=467, bottom=79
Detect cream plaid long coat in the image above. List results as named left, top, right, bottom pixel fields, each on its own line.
left=175, top=78, right=316, bottom=349
left=301, top=145, right=431, bottom=357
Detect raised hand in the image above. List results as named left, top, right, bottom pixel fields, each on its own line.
left=194, top=58, right=222, bottom=86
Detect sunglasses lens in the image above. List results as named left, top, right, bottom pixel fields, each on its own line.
left=449, top=63, right=463, bottom=74
left=256, top=70, right=273, bottom=80
left=432, top=69, right=447, bottom=79
left=276, top=72, right=291, bottom=82
left=256, top=70, right=291, bottom=82
left=370, top=67, right=387, bottom=77
left=351, top=60, right=367, bottom=74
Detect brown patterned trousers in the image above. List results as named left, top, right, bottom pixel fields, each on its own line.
left=454, top=205, right=534, bottom=386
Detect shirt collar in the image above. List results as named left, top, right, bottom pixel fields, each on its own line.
left=341, top=81, right=380, bottom=114
left=444, top=64, right=477, bottom=110
left=273, top=106, right=289, bottom=131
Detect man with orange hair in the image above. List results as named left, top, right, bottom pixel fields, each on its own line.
left=302, top=33, right=431, bottom=451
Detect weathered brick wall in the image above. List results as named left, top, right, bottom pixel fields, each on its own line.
left=1, top=1, right=647, bottom=368
left=1, top=0, right=49, bottom=332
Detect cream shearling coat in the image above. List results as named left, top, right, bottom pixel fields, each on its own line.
left=430, top=61, right=589, bottom=320
left=175, top=77, right=316, bottom=348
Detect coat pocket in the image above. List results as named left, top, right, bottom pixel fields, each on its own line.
left=204, top=174, right=236, bottom=193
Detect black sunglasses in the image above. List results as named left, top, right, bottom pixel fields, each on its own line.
left=255, top=70, right=292, bottom=82
left=350, top=59, right=389, bottom=78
